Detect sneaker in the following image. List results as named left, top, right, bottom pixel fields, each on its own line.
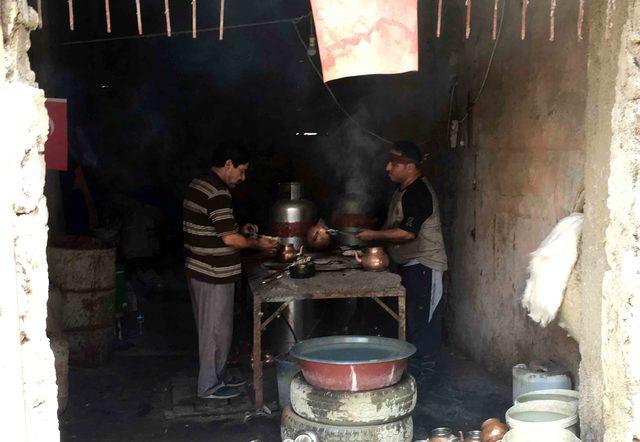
left=199, top=385, right=241, bottom=400
left=224, top=373, right=247, bottom=388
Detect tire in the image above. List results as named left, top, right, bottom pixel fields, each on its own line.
left=290, top=373, right=417, bottom=425
left=281, top=405, right=413, bottom=442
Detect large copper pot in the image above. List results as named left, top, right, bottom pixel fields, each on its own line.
left=355, top=247, right=389, bottom=271
left=290, top=336, right=416, bottom=391
left=306, top=224, right=332, bottom=250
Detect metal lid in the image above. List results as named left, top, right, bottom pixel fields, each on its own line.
left=430, top=427, right=453, bottom=436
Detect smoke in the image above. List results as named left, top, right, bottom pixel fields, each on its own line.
left=317, top=104, right=390, bottom=214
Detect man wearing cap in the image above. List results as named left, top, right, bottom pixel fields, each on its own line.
left=356, top=141, right=448, bottom=357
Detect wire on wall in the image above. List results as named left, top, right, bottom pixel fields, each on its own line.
left=459, top=0, right=506, bottom=123
left=59, top=15, right=310, bottom=45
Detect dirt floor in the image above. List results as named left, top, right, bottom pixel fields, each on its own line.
left=58, top=291, right=512, bottom=441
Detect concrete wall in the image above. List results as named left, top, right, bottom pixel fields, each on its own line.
left=447, top=0, right=585, bottom=378
left=0, top=0, right=59, bottom=440
left=580, top=0, right=640, bottom=439
left=447, top=0, right=640, bottom=437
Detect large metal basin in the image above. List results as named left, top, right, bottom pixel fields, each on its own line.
left=290, top=336, right=416, bottom=391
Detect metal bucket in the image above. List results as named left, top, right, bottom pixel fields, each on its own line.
left=48, top=236, right=116, bottom=367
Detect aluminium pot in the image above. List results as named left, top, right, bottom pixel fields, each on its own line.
left=331, top=194, right=374, bottom=248
left=290, top=335, right=416, bottom=391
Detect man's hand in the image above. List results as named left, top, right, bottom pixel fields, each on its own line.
left=355, top=229, right=378, bottom=241
left=257, top=237, right=278, bottom=255
left=241, top=223, right=259, bottom=236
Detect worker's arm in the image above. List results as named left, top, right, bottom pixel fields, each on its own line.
left=357, top=179, right=433, bottom=243
left=207, top=194, right=276, bottom=252
left=355, top=228, right=415, bottom=242
left=222, top=233, right=277, bottom=252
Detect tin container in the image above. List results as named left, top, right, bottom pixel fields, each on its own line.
left=464, top=430, right=481, bottom=442
left=429, top=427, right=459, bottom=441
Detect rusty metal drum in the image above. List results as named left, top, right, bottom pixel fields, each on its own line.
left=48, top=236, right=116, bottom=367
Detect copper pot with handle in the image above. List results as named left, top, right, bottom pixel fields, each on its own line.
left=280, top=243, right=298, bottom=262
left=355, top=247, right=389, bottom=271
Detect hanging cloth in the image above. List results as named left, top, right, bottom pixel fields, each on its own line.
left=310, top=0, right=419, bottom=82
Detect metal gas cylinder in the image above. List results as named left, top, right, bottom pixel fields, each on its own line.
left=271, top=182, right=317, bottom=249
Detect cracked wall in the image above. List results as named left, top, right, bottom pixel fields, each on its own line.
left=0, top=0, right=58, bottom=440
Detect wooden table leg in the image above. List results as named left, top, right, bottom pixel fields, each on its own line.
left=398, top=293, right=406, bottom=340
left=253, top=298, right=263, bottom=409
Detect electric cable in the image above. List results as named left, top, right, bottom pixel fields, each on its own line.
left=291, top=17, right=394, bottom=145
left=59, top=13, right=310, bottom=46
left=459, top=0, right=507, bottom=123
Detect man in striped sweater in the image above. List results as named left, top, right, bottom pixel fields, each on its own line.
left=183, top=141, right=277, bottom=400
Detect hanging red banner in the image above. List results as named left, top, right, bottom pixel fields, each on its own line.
left=44, top=98, right=68, bottom=171
left=310, top=0, right=418, bottom=82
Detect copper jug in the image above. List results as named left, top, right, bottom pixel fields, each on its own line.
left=280, top=244, right=298, bottom=262
left=355, top=247, right=389, bottom=271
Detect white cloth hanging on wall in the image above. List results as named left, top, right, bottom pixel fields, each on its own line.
left=521, top=213, right=584, bottom=327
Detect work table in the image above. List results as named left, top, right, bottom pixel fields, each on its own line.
left=246, top=258, right=406, bottom=410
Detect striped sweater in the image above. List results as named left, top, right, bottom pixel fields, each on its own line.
left=183, top=171, right=241, bottom=284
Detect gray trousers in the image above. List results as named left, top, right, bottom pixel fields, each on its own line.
left=188, top=278, right=234, bottom=397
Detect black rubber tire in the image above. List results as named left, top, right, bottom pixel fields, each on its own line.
left=281, top=405, right=413, bottom=442
left=290, top=373, right=416, bottom=425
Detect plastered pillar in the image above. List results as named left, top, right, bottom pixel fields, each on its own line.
left=0, top=0, right=59, bottom=440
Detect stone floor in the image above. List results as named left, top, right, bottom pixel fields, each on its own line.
left=58, top=294, right=512, bottom=441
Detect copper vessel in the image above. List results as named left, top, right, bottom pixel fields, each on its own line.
left=306, top=224, right=332, bottom=250
left=480, top=418, right=508, bottom=442
left=280, top=244, right=298, bottom=262
left=355, top=247, right=389, bottom=271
